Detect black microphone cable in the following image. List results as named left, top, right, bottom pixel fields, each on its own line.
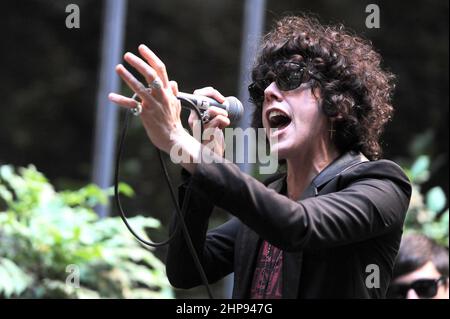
left=114, top=96, right=214, bottom=299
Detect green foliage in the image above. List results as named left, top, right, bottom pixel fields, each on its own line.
left=403, top=156, right=449, bottom=247
left=0, top=164, right=173, bottom=299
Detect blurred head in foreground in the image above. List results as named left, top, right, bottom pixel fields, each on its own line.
left=388, top=233, right=449, bottom=299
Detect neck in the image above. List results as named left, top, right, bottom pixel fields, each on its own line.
left=286, top=142, right=340, bottom=200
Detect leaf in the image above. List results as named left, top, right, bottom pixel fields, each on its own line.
left=61, top=184, right=108, bottom=207
left=0, top=184, right=13, bottom=203
left=74, top=287, right=101, bottom=299
left=0, top=165, right=14, bottom=182
left=128, top=215, right=161, bottom=230
left=41, top=278, right=102, bottom=299
left=125, top=287, right=174, bottom=299
left=409, top=130, right=434, bottom=156
left=426, top=186, right=447, bottom=214
left=1, top=258, right=32, bottom=295
left=118, top=182, right=135, bottom=197
left=121, top=262, right=154, bottom=284
left=410, top=155, right=430, bottom=183
left=0, top=264, right=14, bottom=298
left=0, top=258, right=31, bottom=297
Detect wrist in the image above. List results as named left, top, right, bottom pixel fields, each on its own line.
left=169, top=127, right=201, bottom=174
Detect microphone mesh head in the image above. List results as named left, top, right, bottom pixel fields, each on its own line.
left=226, top=96, right=244, bottom=123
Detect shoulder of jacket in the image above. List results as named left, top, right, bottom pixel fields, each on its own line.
left=340, top=158, right=411, bottom=185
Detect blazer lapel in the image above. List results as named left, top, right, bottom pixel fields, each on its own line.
left=311, top=150, right=369, bottom=192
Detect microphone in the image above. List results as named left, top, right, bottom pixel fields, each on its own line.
left=177, top=92, right=244, bottom=124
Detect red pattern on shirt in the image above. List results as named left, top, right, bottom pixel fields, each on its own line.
left=250, top=240, right=283, bottom=299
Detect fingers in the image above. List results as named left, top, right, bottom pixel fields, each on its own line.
left=123, top=53, right=167, bottom=103
left=188, top=106, right=230, bottom=130
left=206, top=106, right=228, bottom=118
left=108, top=93, right=139, bottom=109
left=138, top=44, right=170, bottom=88
left=115, top=64, right=155, bottom=102
left=112, top=46, right=179, bottom=123
left=193, top=87, right=226, bottom=104
left=188, top=109, right=199, bottom=129
left=206, top=114, right=230, bottom=130
left=170, top=80, right=179, bottom=96
left=124, top=52, right=159, bottom=88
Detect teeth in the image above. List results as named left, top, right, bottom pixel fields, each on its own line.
left=268, top=110, right=288, bottom=120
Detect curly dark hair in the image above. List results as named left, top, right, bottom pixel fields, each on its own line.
left=250, top=15, right=396, bottom=160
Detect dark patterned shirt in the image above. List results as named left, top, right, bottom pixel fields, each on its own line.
left=250, top=240, right=283, bottom=298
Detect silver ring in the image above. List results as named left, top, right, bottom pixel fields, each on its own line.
left=131, top=102, right=142, bottom=116
left=201, top=111, right=211, bottom=124
left=130, top=93, right=142, bottom=116
left=149, top=78, right=162, bottom=90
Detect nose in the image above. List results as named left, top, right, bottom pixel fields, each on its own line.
left=264, top=81, right=283, bottom=105
left=406, top=289, right=420, bottom=299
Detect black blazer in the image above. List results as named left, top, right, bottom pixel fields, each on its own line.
left=166, top=151, right=412, bottom=298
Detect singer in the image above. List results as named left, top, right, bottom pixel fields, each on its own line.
left=109, top=15, right=412, bottom=298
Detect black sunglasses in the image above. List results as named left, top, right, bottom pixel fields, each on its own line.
left=248, top=61, right=315, bottom=105
left=387, top=276, right=447, bottom=299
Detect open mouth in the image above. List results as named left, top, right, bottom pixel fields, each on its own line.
left=267, top=109, right=292, bottom=131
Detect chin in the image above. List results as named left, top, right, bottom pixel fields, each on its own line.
left=270, top=142, right=294, bottom=160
